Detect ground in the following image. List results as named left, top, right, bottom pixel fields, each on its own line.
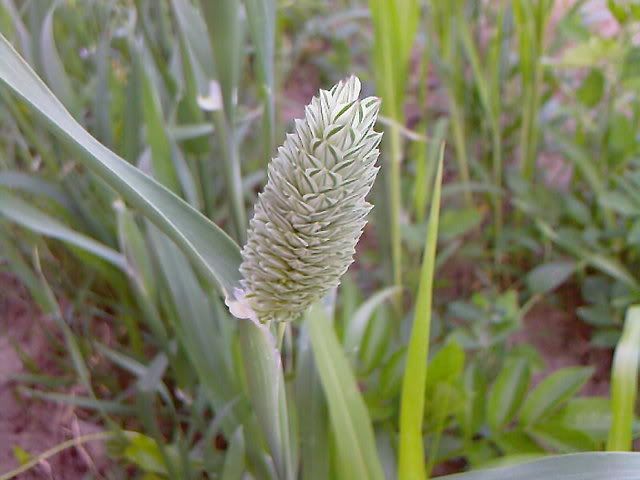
left=0, top=273, right=107, bottom=479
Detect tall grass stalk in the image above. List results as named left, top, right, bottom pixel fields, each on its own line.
left=199, top=0, right=248, bottom=242
left=458, top=3, right=506, bottom=262
left=514, top=0, right=552, bottom=181
left=427, top=0, right=472, bottom=206
left=398, top=144, right=443, bottom=480
left=369, top=0, right=420, bottom=297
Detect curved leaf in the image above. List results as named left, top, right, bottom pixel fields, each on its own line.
left=443, top=452, right=640, bottom=480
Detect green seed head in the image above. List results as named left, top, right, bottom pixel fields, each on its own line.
left=230, top=76, right=381, bottom=323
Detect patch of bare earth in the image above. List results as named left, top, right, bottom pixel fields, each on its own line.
left=0, top=273, right=108, bottom=479
left=510, top=288, right=611, bottom=395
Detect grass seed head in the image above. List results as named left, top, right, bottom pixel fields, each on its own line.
left=234, top=76, right=382, bottom=323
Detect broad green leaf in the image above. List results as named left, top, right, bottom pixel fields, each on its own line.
left=520, top=367, right=593, bottom=425
left=552, top=397, right=613, bottom=441
left=599, top=191, right=637, bottom=217
left=426, top=340, right=465, bottom=390
left=438, top=207, right=483, bottom=241
left=124, top=433, right=169, bottom=476
left=553, top=37, right=622, bottom=68
left=442, top=452, right=640, bottom=479
left=525, top=261, right=576, bottom=295
left=528, top=422, right=596, bottom=453
left=0, top=33, right=243, bottom=296
left=398, top=146, right=443, bottom=480
left=487, top=357, right=531, bottom=432
left=493, top=431, right=544, bottom=456
left=307, top=302, right=385, bottom=480
left=608, top=305, right=640, bottom=451
left=576, top=69, right=605, bottom=107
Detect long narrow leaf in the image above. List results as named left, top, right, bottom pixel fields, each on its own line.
left=607, top=305, right=640, bottom=451
left=398, top=144, right=444, bottom=480
left=0, top=188, right=126, bottom=269
left=442, top=452, right=640, bottom=480
left=307, top=302, right=385, bottom=480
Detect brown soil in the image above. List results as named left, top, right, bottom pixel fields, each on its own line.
left=0, top=273, right=108, bottom=479
left=510, top=287, right=612, bottom=395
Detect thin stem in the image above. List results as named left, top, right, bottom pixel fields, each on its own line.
left=0, top=431, right=133, bottom=480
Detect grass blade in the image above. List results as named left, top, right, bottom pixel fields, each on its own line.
left=607, top=305, right=640, bottom=451
left=243, top=0, right=276, bottom=158
left=238, top=321, right=295, bottom=480
left=0, top=188, right=126, bottom=270
left=441, top=452, right=640, bottom=480
left=398, top=144, right=443, bottom=480
left=307, top=302, right=385, bottom=480
left=369, top=0, right=420, bottom=296
left=296, top=324, right=330, bottom=480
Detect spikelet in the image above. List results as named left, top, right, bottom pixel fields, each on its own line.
left=232, top=76, right=381, bottom=323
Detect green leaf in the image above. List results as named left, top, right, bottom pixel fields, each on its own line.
left=520, top=367, right=593, bottom=425
left=528, top=422, right=596, bottom=453
left=608, top=305, right=640, bottom=451
left=622, top=46, right=640, bottom=80
left=525, top=261, right=576, bottom=295
left=124, top=433, right=168, bottom=476
left=307, top=303, right=385, bottom=480
left=296, top=324, right=330, bottom=480
left=343, top=286, right=401, bottom=361
left=426, top=340, right=465, bottom=391
left=40, top=2, right=77, bottom=116
left=398, top=145, right=443, bottom=480
left=439, top=207, right=483, bottom=241
left=599, top=191, right=637, bottom=217
left=0, top=33, right=243, bottom=296
left=442, top=452, right=640, bottom=479
left=493, top=430, right=544, bottom=456
left=238, top=321, right=295, bottom=480
left=221, top=427, right=246, bottom=480
left=576, top=69, right=605, bottom=107
left=487, top=357, right=531, bottom=431
left=552, top=397, right=612, bottom=441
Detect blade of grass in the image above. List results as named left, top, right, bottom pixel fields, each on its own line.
left=238, top=320, right=295, bottom=480
left=398, top=144, right=443, bottom=480
left=306, top=302, right=385, bottom=480
left=457, top=5, right=505, bottom=261
left=40, top=2, right=77, bottom=116
left=0, top=188, right=126, bottom=270
left=369, top=0, right=420, bottom=299
left=243, top=0, right=276, bottom=159
left=607, top=305, right=640, bottom=451
left=440, top=452, right=640, bottom=480
left=198, top=0, right=247, bottom=242
left=295, top=323, right=330, bottom=480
